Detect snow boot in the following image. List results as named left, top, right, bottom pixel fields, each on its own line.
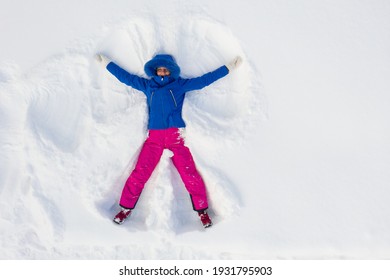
left=113, top=208, right=132, bottom=224
left=198, top=210, right=212, bottom=228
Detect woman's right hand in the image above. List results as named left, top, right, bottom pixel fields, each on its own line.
left=95, top=54, right=110, bottom=67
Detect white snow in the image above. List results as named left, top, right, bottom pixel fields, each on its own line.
left=1, top=0, right=390, bottom=259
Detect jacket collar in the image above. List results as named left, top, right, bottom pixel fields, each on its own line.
left=152, top=75, right=175, bottom=86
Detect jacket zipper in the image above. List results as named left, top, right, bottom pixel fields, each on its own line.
left=169, top=90, right=177, bottom=107
left=150, top=91, right=155, bottom=106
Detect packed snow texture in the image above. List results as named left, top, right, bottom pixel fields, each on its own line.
left=1, top=0, right=390, bottom=259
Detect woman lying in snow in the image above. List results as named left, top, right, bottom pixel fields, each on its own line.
left=95, top=53, right=242, bottom=228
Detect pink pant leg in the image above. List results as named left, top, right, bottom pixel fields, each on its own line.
left=119, top=133, right=163, bottom=209
left=168, top=130, right=209, bottom=211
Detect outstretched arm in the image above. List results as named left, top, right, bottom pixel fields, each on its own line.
left=179, top=56, right=243, bottom=91
left=179, top=66, right=229, bottom=91
left=95, top=54, right=148, bottom=92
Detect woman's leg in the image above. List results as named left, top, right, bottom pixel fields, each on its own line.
left=119, top=132, right=164, bottom=209
left=168, top=130, right=209, bottom=211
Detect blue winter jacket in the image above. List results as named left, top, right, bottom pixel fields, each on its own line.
left=106, top=62, right=229, bottom=129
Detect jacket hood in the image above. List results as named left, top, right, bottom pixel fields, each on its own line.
left=144, top=54, right=181, bottom=78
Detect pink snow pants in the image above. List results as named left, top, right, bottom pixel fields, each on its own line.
left=119, top=128, right=208, bottom=211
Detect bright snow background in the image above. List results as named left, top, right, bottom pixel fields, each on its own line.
left=1, top=0, right=390, bottom=259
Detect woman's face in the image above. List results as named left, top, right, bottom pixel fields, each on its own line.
left=156, top=67, right=171, bottom=77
